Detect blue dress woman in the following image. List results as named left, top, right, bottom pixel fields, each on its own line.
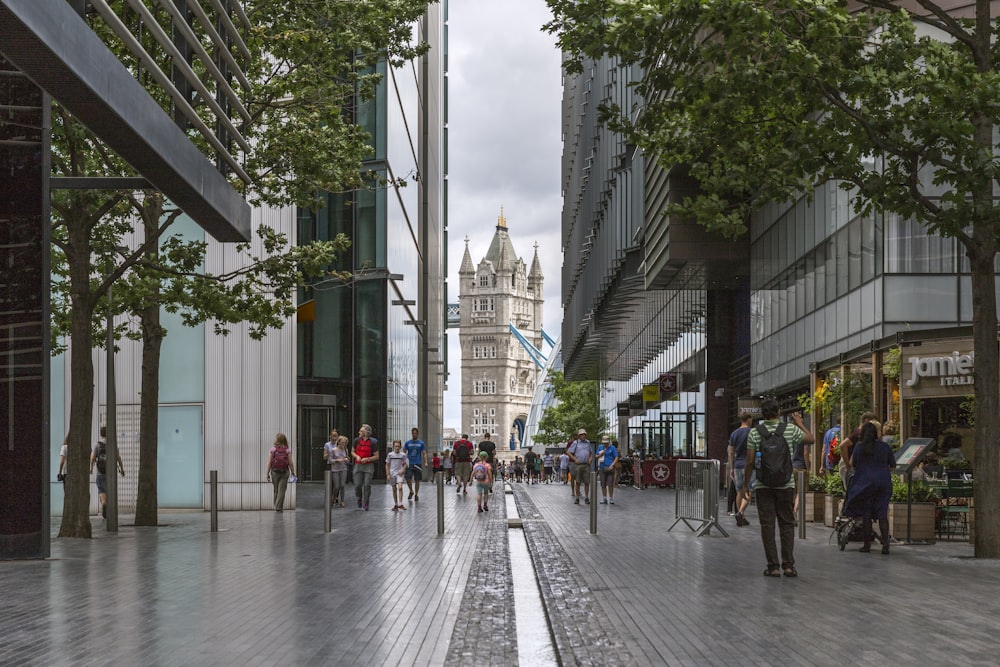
left=842, top=422, right=896, bottom=554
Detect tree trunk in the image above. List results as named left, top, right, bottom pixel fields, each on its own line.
left=134, top=298, right=162, bottom=525
left=967, top=235, right=1000, bottom=558
left=58, top=213, right=95, bottom=538
left=134, top=198, right=166, bottom=526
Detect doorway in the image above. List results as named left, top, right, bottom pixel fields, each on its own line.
left=298, top=406, right=332, bottom=481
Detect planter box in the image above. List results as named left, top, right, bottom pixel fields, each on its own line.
left=888, top=502, right=936, bottom=542
left=804, top=492, right=824, bottom=523
left=823, top=495, right=843, bottom=527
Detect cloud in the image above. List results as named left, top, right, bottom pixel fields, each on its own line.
left=443, top=0, right=564, bottom=432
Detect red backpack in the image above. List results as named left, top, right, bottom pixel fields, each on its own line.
left=271, top=446, right=290, bottom=471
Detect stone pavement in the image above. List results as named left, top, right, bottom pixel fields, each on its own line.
left=2, top=479, right=997, bottom=666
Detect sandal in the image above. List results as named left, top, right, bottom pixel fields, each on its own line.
left=763, top=569, right=782, bottom=577
left=783, top=567, right=798, bottom=578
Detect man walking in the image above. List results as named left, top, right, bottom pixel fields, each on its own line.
left=524, top=447, right=538, bottom=484
left=745, top=399, right=811, bottom=577
left=728, top=412, right=754, bottom=527
left=567, top=429, right=594, bottom=504
left=404, top=427, right=427, bottom=501
left=453, top=434, right=474, bottom=495
left=595, top=435, right=619, bottom=504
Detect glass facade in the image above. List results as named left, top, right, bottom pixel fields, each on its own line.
left=297, top=8, right=446, bottom=474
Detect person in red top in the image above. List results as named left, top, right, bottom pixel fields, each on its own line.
left=452, top=434, right=474, bottom=495
left=352, top=424, right=379, bottom=510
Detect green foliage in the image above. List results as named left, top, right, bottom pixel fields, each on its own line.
left=798, top=370, right=872, bottom=429
left=824, top=474, right=844, bottom=497
left=808, top=474, right=827, bottom=493
left=534, top=371, right=608, bottom=445
left=891, top=476, right=939, bottom=503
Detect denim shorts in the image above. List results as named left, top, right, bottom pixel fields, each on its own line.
left=733, top=467, right=756, bottom=492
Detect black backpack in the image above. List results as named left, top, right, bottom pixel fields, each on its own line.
left=96, top=442, right=108, bottom=474
left=755, top=423, right=792, bottom=487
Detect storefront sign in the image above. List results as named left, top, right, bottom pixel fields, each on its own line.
left=900, top=339, right=978, bottom=399
left=643, top=384, right=660, bottom=404
left=905, top=351, right=974, bottom=387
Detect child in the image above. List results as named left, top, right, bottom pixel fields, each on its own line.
left=432, top=451, right=443, bottom=478
left=386, top=439, right=408, bottom=511
left=472, top=451, right=493, bottom=513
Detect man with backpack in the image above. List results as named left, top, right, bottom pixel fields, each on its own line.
left=89, top=426, right=125, bottom=519
left=744, top=399, right=814, bottom=578
left=452, top=434, right=474, bottom=495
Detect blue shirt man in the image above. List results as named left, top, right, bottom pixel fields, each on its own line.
left=823, top=423, right=841, bottom=473
left=404, top=427, right=427, bottom=500
left=595, top=436, right=620, bottom=504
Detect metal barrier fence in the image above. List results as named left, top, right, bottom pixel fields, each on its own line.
left=668, top=459, right=728, bottom=537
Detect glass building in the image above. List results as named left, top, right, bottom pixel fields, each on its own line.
left=560, top=54, right=985, bottom=466
left=296, top=7, right=448, bottom=480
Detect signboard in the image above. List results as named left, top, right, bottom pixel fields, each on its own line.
left=737, top=398, right=762, bottom=418
left=900, top=339, right=977, bottom=399
left=893, top=438, right=935, bottom=475
left=658, top=373, right=679, bottom=401
left=643, top=384, right=660, bottom=404
left=617, top=402, right=630, bottom=417
left=628, top=393, right=644, bottom=413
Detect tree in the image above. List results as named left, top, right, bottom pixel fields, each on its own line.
left=535, top=371, right=608, bottom=446
left=54, top=0, right=432, bottom=537
left=545, top=0, right=1000, bottom=556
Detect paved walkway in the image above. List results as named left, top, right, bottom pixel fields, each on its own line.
left=2, top=480, right=996, bottom=666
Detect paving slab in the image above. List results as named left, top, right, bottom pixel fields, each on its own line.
left=2, top=479, right=997, bottom=666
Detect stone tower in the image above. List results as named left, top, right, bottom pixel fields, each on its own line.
left=458, top=209, right=545, bottom=452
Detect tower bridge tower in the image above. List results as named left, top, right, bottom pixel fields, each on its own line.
left=458, top=209, right=544, bottom=451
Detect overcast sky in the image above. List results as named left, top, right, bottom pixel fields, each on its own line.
left=442, top=0, right=564, bottom=431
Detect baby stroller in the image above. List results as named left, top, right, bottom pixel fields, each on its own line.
left=833, top=515, right=884, bottom=551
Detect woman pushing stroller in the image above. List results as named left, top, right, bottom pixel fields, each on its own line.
left=841, top=422, right=896, bottom=554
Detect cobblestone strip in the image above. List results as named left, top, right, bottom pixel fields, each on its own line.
left=512, top=485, right=636, bottom=667
left=445, top=493, right=517, bottom=667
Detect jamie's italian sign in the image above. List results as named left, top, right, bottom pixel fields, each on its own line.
left=901, top=340, right=976, bottom=399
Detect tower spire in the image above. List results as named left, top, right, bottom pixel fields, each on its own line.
left=497, top=206, right=507, bottom=230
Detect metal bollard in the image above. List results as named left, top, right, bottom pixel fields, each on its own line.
left=210, top=470, right=218, bottom=532
left=324, top=470, right=332, bottom=534
left=589, top=470, right=598, bottom=534
left=437, top=471, right=445, bottom=535
left=797, top=470, right=806, bottom=539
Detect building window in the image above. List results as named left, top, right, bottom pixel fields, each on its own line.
left=479, top=274, right=488, bottom=287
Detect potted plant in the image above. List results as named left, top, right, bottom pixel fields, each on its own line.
left=803, top=474, right=826, bottom=522
left=888, top=476, right=938, bottom=542
left=823, top=474, right=844, bottom=527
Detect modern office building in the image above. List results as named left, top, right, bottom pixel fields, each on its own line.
left=295, top=5, right=448, bottom=479
left=560, top=55, right=746, bottom=465
left=561, top=52, right=985, bottom=467
left=43, top=5, right=447, bottom=521
left=457, top=211, right=545, bottom=450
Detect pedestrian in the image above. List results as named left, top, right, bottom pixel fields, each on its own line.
left=442, top=449, right=453, bottom=484
left=57, top=436, right=68, bottom=484
left=453, top=433, right=474, bottom=495
left=728, top=412, right=754, bottom=527
left=478, top=432, right=497, bottom=500
left=595, top=435, right=619, bottom=504
left=524, top=447, right=538, bottom=484
left=840, top=411, right=876, bottom=491
left=841, top=422, right=895, bottom=553
left=324, top=433, right=350, bottom=508
left=744, top=399, right=811, bottom=577
left=543, top=452, right=554, bottom=483
left=89, top=426, right=125, bottom=519
left=386, top=439, right=408, bottom=511
left=822, top=419, right=840, bottom=475
left=567, top=428, right=594, bottom=504
left=353, top=424, right=379, bottom=510
left=791, top=409, right=812, bottom=516
left=432, top=451, right=443, bottom=479
left=265, top=433, right=295, bottom=512
left=404, top=427, right=427, bottom=501
left=559, top=450, right=570, bottom=484
left=472, top=451, right=493, bottom=513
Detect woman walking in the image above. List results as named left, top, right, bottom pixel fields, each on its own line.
left=842, top=422, right=896, bottom=554
left=265, top=433, right=296, bottom=512
left=324, top=433, right=350, bottom=508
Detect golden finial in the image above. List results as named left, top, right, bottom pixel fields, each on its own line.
left=497, top=206, right=507, bottom=229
